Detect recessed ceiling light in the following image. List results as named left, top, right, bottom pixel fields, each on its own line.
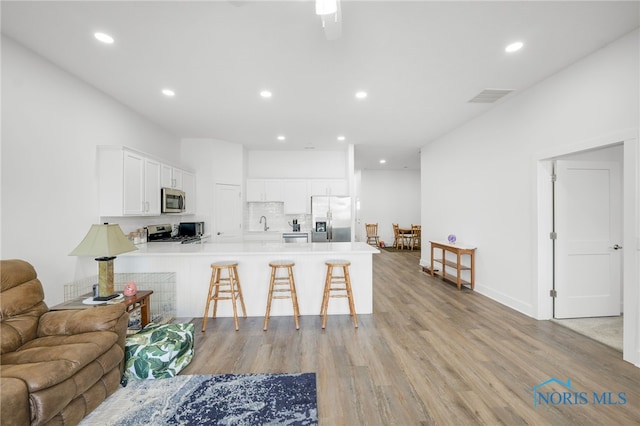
left=355, top=91, right=368, bottom=99
left=162, top=89, right=175, bottom=97
left=379, top=159, right=386, bottom=164
left=505, top=41, right=524, bottom=53
left=260, top=90, right=272, bottom=98
left=337, top=135, right=346, bottom=141
left=277, top=135, right=286, bottom=141
left=94, top=32, right=114, bottom=44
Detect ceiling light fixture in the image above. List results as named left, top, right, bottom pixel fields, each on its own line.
left=94, top=32, right=114, bottom=44
left=337, top=135, right=346, bottom=141
left=162, top=89, right=175, bottom=97
left=277, top=135, right=286, bottom=141
left=379, top=159, right=386, bottom=164
left=260, top=90, right=272, bottom=98
left=355, top=91, right=368, bottom=99
left=316, top=0, right=337, bottom=15
left=505, top=41, right=524, bottom=53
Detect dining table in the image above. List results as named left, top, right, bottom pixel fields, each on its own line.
left=397, top=227, right=419, bottom=250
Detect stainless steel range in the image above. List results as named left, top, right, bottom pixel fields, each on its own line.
left=147, top=224, right=201, bottom=244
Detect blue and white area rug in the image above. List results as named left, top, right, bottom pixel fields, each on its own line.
left=81, top=373, right=317, bottom=426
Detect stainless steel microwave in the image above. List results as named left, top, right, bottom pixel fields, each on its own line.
left=161, top=187, right=186, bottom=213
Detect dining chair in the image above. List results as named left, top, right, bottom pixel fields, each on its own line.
left=365, top=223, right=380, bottom=246
left=392, top=223, right=402, bottom=249
left=410, top=224, right=421, bottom=250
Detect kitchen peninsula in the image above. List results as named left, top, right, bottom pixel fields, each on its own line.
left=117, top=241, right=379, bottom=319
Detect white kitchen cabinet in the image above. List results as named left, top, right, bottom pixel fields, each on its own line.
left=309, top=179, right=348, bottom=196
left=161, top=164, right=184, bottom=189
left=142, top=158, right=161, bottom=215
left=99, top=147, right=162, bottom=216
left=121, top=151, right=144, bottom=215
left=182, top=171, right=196, bottom=214
left=283, top=180, right=309, bottom=214
left=246, top=179, right=284, bottom=202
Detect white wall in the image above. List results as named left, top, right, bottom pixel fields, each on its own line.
left=247, top=150, right=348, bottom=178
left=1, top=36, right=180, bottom=305
left=360, top=169, right=421, bottom=245
left=421, top=29, right=638, bottom=358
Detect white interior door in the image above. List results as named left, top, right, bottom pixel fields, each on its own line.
left=554, top=160, right=622, bottom=318
left=214, top=183, right=242, bottom=242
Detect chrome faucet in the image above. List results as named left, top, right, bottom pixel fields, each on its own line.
left=259, top=216, right=269, bottom=231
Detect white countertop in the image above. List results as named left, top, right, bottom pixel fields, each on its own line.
left=124, top=241, right=380, bottom=256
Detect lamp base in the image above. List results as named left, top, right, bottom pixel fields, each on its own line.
left=96, top=256, right=116, bottom=297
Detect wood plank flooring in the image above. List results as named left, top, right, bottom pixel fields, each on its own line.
left=181, top=249, right=640, bottom=425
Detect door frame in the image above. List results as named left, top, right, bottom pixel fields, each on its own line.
left=534, top=130, right=638, bottom=366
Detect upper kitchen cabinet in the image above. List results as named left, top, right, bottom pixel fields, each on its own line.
left=161, top=164, right=183, bottom=189
left=309, top=179, right=348, bottom=196
left=246, top=179, right=284, bottom=202
left=98, top=146, right=162, bottom=216
left=283, top=180, right=309, bottom=214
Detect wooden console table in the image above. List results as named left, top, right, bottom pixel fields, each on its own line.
left=429, top=241, right=476, bottom=290
left=50, top=290, right=154, bottom=327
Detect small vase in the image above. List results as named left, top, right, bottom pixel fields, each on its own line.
left=123, top=281, right=137, bottom=296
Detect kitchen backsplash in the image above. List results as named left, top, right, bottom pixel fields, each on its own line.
left=245, top=202, right=311, bottom=232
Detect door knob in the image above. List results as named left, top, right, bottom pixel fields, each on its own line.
left=217, top=232, right=222, bottom=235
left=613, top=244, right=623, bottom=250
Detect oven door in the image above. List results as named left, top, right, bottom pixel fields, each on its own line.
left=162, top=188, right=186, bottom=213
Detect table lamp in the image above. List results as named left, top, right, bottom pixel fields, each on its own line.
left=69, top=223, right=138, bottom=297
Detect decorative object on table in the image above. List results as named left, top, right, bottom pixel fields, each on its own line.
left=79, top=372, right=318, bottom=426
left=447, top=234, right=457, bottom=244
left=123, top=281, right=138, bottom=296
left=124, top=323, right=195, bottom=380
left=82, top=293, right=123, bottom=305
left=69, top=223, right=137, bottom=297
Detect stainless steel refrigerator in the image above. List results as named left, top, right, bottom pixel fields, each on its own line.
left=311, top=196, right=352, bottom=242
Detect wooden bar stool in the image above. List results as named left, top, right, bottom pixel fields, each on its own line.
left=202, top=261, right=247, bottom=331
left=320, top=259, right=358, bottom=329
left=264, top=260, right=300, bottom=331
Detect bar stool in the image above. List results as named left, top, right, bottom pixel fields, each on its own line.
left=202, top=261, right=247, bottom=331
left=264, top=260, right=300, bottom=331
left=320, top=259, right=358, bottom=329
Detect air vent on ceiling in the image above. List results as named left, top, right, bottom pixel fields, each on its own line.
left=468, top=89, right=514, bottom=104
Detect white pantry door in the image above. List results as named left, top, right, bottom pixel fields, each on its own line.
left=214, top=184, right=242, bottom=242
left=554, top=160, right=621, bottom=318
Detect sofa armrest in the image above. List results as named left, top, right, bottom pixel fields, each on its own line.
left=38, top=304, right=128, bottom=337
left=1, top=378, right=30, bottom=426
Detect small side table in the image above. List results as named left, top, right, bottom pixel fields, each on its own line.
left=50, top=290, right=154, bottom=327
left=429, top=241, right=476, bottom=290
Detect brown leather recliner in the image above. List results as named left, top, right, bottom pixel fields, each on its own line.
left=1, top=259, right=129, bottom=425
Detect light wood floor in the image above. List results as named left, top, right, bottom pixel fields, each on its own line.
left=182, top=249, right=640, bottom=425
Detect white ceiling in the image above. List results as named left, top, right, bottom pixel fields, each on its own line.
left=2, top=1, right=638, bottom=170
